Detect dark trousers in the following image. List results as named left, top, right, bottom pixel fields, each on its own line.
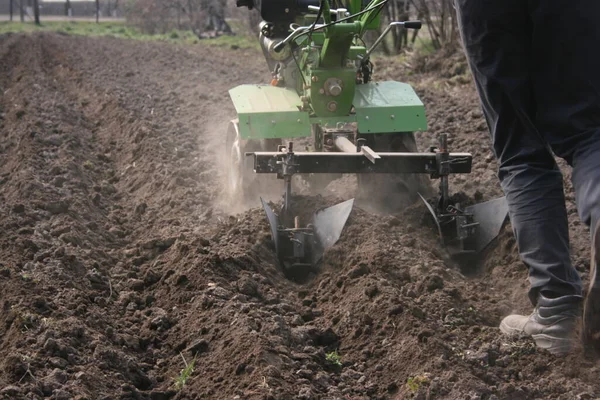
left=455, top=0, right=600, bottom=304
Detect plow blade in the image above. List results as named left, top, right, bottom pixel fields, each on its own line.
left=465, top=196, right=509, bottom=253
left=312, top=199, right=354, bottom=264
left=419, top=194, right=509, bottom=255
left=261, top=198, right=281, bottom=260
left=261, top=198, right=353, bottom=277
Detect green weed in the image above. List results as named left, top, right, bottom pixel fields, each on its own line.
left=406, top=375, right=429, bottom=392
left=325, top=351, right=342, bottom=367
left=174, top=353, right=195, bottom=391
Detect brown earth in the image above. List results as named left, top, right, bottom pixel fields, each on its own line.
left=0, top=32, right=598, bottom=400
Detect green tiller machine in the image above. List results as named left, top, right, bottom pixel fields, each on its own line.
left=227, top=0, right=508, bottom=276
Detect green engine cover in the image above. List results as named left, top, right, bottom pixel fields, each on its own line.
left=354, top=81, right=427, bottom=133
left=229, top=81, right=427, bottom=139
left=229, top=85, right=311, bottom=140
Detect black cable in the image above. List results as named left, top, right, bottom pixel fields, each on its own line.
left=307, top=0, right=324, bottom=46
left=292, top=48, right=307, bottom=86
left=298, top=0, right=325, bottom=86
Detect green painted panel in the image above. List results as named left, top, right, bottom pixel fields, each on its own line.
left=353, top=81, right=428, bottom=133
left=229, top=85, right=311, bottom=139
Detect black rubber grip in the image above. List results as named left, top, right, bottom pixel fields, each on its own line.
left=404, top=21, right=422, bottom=29
left=273, top=41, right=286, bottom=53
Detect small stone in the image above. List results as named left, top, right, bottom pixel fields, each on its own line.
left=297, top=386, right=314, bottom=400
left=52, top=389, right=72, bottom=400
left=237, top=277, right=259, bottom=297
left=290, top=315, right=304, bottom=326
left=48, top=368, right=68, bottom=384
left=235, top=363, right=246, bottom=375
left=135, top=203, right=147, bottom=215
left=208, top=285, right=231, bottom=299
left=11, top=204, right=25, bottom=214
left=364, top=284, right=379, bottom=298
left=388, top=305, right=404, bottom=316
left=48, top=357, right=68, bottom=369
left=426, top=275, right=444, bottom=292
left=410, top=307, right=425, bottom=319
left=53, top=176, right=67, bottom=188
left=150, top=313, right=171, bottom=330
left=150, top=391, right=177, bottom=400
left=187, top=339, right=209, bottom=356
left=0, top=386, right=21, bottom=396
left=44, top=200, right=70, bottom=215
left=44, top=338, right=59, bottom=353
left=264, top=365, right=281, bottom=378
left=348, top=264, right=370, bottom=278
left=296, top=369, right=313, bottom=379
left=129, top=279, right=145, bottom=291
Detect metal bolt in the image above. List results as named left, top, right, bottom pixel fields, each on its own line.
left=365, top=116, right=369, bottom=120
left=327, top=101, right=338, bottom=112
left=271, top=120, right=276, bottom=124
left=297, top=119, right=302, bottom=123
left=390, top=115, right=395, bottom=119
left=312, top=76, right=318, bottom=82
left=319, top=88, right=325, bottom=94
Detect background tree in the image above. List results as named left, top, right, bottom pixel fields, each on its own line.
left=124, top=0, right=232, bottom=36
left=409, top=0, right=457, bottom=49
left=33, top=0, right=40, bottom=25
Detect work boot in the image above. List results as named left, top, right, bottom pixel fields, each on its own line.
left=583, top=220, right=600, bottom=353
left=499, top=293, right=582, bottom=355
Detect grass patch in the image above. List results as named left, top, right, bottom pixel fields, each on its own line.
left=325, top=351, right=342, bottom=367
left=406, top=375, right=429, bottom=392
left=0, top=20, right=259, bottom=49
left=174, top=353, right=195, bottom=391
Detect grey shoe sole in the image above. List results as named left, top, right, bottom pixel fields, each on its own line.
left=499, top=319, right=521, bottom=336
left=531, top=333, right=574, bottom=355
left=583, top=220, right=600, bottom=352
left=500, top=320, right=574, bottom=355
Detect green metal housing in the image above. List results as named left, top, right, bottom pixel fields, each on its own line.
left=230, top=81, right=427, bottom=139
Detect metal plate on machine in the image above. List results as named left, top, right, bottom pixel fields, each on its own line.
left=252, top=151, right=472, bottom=174
left=229, top=85, right=311, bottom=139
left=354, top=81, right=428, bottom=133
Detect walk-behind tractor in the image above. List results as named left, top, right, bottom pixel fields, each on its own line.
left=227, top=0, right=508, bottom=277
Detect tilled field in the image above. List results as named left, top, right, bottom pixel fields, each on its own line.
left=0, top=32, right=599, bottom=400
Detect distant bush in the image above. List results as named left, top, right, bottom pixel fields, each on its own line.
left=123, top=0, right=233, bottom=37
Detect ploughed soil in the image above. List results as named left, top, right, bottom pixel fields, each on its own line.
left=0, top=32, right=598, bottom=400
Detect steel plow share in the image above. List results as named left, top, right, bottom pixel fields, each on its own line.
left=261, top=198, right=354, bottom=278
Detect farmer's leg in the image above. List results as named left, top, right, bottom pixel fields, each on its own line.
left=455, top=0, right=582, bottom=304
left=528, top=0, right=600, bottom=348
left=528, top=0, right=600, bottom=231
